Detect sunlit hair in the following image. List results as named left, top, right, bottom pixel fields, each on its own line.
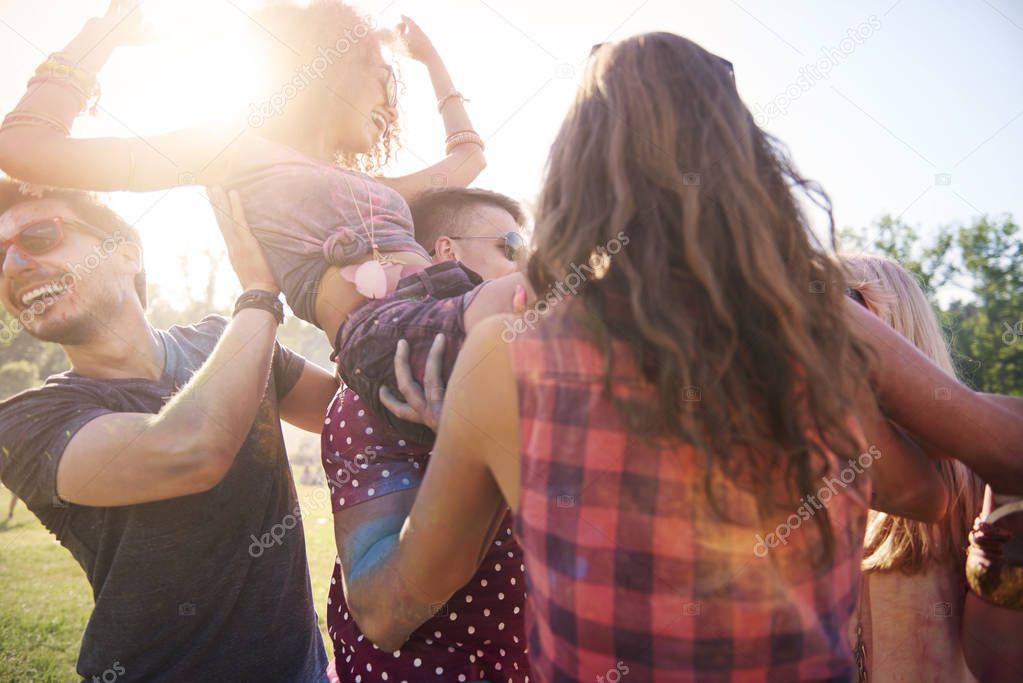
left=844, top=254, right=983, bottom=573
left=251, top=0, right=400, bottom=173
left=528, top=32, right=874, bottom=562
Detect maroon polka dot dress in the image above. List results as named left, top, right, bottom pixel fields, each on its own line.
left=322, top=386, right=531, bottom=683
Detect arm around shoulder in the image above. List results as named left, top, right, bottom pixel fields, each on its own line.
left=848, top=300, right=1023, bottom=493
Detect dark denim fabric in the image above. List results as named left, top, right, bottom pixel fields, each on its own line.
left=332, top=260, right=483, bottom=445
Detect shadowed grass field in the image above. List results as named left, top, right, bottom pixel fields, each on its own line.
left=0, top=483, right=338, bottom=682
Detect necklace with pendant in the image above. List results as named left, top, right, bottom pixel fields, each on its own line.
left=343, top=176, right=392, bottom=299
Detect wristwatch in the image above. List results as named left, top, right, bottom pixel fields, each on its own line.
left=233, top=289, right=284, bottom=325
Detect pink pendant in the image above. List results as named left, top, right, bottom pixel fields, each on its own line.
left=352, top=259, right=389, bottom=299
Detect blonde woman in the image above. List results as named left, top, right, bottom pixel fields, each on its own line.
left=843, top=254, right=984, bottom=682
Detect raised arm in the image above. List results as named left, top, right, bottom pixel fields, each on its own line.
left=847, top=299, right=1023, bottom=493
left=204, top=186, right=341, bottom=433
left=55, top=188, right=281, bottom=506
left=0, top=3, right=243, bottom=192
left=375, top=16, right=486, bottom=200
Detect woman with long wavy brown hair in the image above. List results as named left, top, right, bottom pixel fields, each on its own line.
left=338, top=32, right=1023, bottom=681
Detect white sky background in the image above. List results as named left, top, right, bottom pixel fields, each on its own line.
left=1, top=0, right=1021, bottom=312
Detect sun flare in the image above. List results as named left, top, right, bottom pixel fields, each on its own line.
left=110, top=0, right=272, bottom=131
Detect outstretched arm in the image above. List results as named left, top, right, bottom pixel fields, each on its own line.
left=0, top=3, right=246, bottom=192
left=376, top=16, right=485, bottom=200
left=847, top=299, right=1023, bottom=493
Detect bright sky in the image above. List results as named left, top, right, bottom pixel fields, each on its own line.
left=1, top=0, right=1021, bottom=311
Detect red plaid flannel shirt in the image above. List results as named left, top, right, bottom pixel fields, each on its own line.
left=509, top=302, right=868, bottom=682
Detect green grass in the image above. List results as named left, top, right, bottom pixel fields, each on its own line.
left=0, top=483, right=338, bottom=682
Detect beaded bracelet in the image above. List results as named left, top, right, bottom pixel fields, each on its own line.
left=36, top=63, right=96, bottom=99
left=38, top=54, right=96, bottom=85
left=444, top=130, right=484, bottom=155
left=34, top=53, right=102, bottom=114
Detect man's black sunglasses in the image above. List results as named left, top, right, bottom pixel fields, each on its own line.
left=436, top=231, right=526, bottom=262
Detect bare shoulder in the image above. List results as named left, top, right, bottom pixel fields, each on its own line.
left=463, top=272, right=531, bottom=331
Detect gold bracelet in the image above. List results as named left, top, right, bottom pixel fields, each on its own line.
left=45, top=53, right=99, bottom=86
left=1, top=116, right=69, bottom=136
left=437, top=90, right=468, bottom=113
left=0, top=119, right=65, bottom=136
left=1, top=110, right=71, bottom=135
left=35, top=56, right=100, bottom=113
left=444, top=130, right=484, bottom=155
left=11, top=109, right=73, bottom=134
left=37, top=63, right=96, bottom=94
left=445, top=129, right=477, bottom=140
left=38, top=57, right=96, bottom=85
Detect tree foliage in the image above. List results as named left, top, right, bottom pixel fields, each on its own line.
left=840, top=214, right=1022, bottom=394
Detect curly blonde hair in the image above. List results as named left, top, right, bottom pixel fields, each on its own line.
left=252, top=0, right=402, bottom=173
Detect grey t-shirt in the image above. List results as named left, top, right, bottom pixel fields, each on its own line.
left=0, top=316, right=327, bottom=682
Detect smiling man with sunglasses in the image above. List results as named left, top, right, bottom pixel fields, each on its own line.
left=0, top=180, right=338, bottom=682
left=0, top=210, right=146, bottom=342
